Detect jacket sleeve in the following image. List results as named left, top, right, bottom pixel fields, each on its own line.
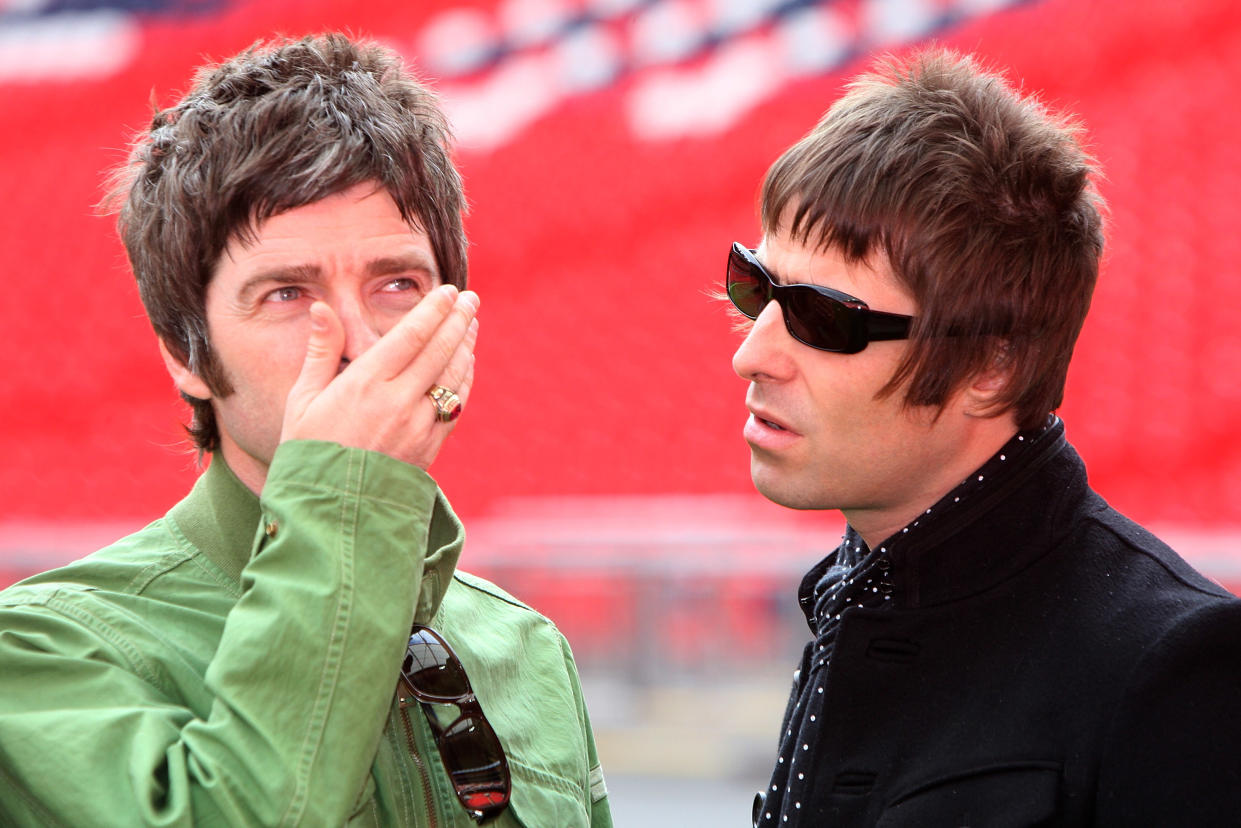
left=556, top=634, right=613, bottom=828
left=0, top=441, right=437, bottom=827
left=1095, top=596, right=1241, bottom=825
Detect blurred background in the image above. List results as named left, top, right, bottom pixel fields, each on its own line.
left=2, top=0, right=1240, bottom=823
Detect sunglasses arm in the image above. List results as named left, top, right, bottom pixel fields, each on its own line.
left=865, top=309, right=913, bottom=342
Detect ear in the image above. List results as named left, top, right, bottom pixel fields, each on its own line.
left=961, top=341, right=1012, bottom=418
left=158, top=338, right=213, bottom=401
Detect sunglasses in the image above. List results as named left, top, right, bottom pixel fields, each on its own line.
left=726, top=242, right=914, bottom=353
left=398, top=624, right=510, bottom=823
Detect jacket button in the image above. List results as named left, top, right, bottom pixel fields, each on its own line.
left=264, top=520, right=278, bottom=539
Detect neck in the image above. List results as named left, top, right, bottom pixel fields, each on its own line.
left=845, top=418, right=1020, bottom=550
left=216, top=435, right=270, bottom=495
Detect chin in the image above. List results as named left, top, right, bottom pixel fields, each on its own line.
left=751, top=464, right=829, bottom=511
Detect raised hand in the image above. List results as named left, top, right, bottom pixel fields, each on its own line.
left=281, top=285, right=480, bottom=470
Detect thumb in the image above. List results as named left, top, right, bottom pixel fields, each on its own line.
left=285, top=301, right=345, bottom=419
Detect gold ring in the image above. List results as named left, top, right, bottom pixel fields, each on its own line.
left=427, top=385, right=463, bottom=423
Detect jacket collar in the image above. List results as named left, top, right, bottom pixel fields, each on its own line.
left=800, top=418, right=1088, bottom=614
left=883, top=417, right=1085, bottom=608
left=167, top=451, right=463, bottom=620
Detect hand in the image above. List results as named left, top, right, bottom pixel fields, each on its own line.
left=280, top=285, right=480, bottom=470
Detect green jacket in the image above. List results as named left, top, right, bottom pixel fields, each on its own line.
left=0, top=441, right=612, bottom=827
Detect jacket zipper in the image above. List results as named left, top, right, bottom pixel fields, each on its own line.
left=399, top=698, right=438, bottom=828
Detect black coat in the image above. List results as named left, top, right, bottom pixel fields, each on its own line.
left=762, top=424, right=1241, bottom=826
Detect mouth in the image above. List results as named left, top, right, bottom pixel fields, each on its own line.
left=747, top=406, right=799, bottom=437
left=744, top=409, right=799, bottom=450
left=757, top=416, right=787, bottom=431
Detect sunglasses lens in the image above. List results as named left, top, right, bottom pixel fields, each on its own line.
left=727, top=247, right=767, bottom=319
left=403, top=629, right=471, bottom=700
left=726, top=243, right=870, bottom=352
left=783, top=286, right=852, bottom=352
left=440, top=717, right=510, bottom=810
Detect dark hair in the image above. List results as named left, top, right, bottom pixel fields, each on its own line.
left=106, top=33, right=467, bottom=451
left=762, top=48, right=1104, bottom=430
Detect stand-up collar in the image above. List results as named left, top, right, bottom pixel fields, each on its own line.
left=168, top=455, right=262, bottom=585
left=798, top=418, right=1085, bottom=618
left=880, top=417, right=1082, bottom=608
left=167, top=450, right=464, bottom=620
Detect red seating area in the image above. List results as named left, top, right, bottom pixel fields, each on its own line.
left=3, top=0, right=1240, bottom=635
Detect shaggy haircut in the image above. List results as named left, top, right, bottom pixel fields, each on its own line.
left=762, top=48, right=1104, bottom=430
left=107, top=33, right=467, bottom=452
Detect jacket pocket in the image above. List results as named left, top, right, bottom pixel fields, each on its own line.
left=876, top=761, right=1061, bottom=828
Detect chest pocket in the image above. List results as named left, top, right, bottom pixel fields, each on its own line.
left=876, top=762, right=1061, bottom=828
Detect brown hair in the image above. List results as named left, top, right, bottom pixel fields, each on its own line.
left=762, top=48, right=1105, bottom=430
left=106, top=33, right=467, bottom=451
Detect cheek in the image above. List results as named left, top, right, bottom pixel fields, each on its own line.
left=215, top=333, right=307, bottom=392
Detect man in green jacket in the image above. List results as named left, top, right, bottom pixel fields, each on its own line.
left=0, top=34, right=611, bottom=827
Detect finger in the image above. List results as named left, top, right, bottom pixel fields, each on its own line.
left=385, top=289, right=479, bottom=389
left=429, top=317, right=479, bottom=416
left=284, top=301, right=345, bottom=420
left=357, top=284, right=463, bottom=379
left=453, top=317, right=479, bottom=408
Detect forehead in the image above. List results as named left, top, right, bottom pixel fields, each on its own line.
left=757, top=232, right=916, bottom=316
left=216, top=183, right=436, bottom=272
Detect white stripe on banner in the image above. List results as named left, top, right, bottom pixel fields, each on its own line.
left=0, top=10, right=138, bottom=82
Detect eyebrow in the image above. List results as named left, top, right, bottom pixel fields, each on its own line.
left=752, top=248, right=793, bottom=287
left=235, top=253, right=440, bottom=305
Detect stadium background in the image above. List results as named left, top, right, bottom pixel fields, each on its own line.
left=2, top=0, right=1240, bottom=822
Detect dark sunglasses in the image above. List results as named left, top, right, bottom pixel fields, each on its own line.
left=726, top=242, right=914, bottom=353
left=398, top=624, right=510, bottom=823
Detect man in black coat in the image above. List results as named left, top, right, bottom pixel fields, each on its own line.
left=726, top=48, right=1241, bottom=826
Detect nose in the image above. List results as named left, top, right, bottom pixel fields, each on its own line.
left=732, top=300, right=796, bottom=382
left=332, top=296, right=382, bottom=365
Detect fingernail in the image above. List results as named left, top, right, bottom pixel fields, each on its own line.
left=439, top=284, right=459, bottom=299
left=460, top=291, right=480, bottom=310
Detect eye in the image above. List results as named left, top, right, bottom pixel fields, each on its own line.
left=381, top=277, right=419, bottom=293
left=265, top=285, right=303, bottom=303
